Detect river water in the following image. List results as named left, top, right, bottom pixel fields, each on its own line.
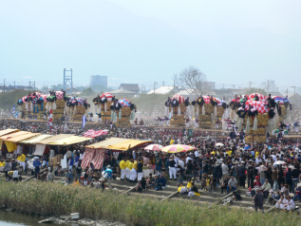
left=0, top=211, right=126, bottom=226
left=0, top=211, right=61, bottom=226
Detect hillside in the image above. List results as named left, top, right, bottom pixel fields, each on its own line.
left=0, top=90, right=31, bottom=110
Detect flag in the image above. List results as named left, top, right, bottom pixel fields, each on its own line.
left=48, top=109, right=53, bottom=131
left=82, top=114, right=86, bottom=129
left=11, top=105, right=18, bottom=118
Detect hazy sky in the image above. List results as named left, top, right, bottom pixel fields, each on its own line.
left=0, top=0, right=300, bottom=89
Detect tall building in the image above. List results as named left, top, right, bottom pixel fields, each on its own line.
left=90, top=75, right=108, bottom=91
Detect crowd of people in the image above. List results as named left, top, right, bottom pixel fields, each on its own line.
left=0, top=118, right=301, bottom=212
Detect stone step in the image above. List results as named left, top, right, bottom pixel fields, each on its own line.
left=141, top=189, right=179, bottom=196
left=111, top=183, right=133, bottom=191
left=177, top=194, right=218, bottom=203
left=129, top=192, right=165, bottom=200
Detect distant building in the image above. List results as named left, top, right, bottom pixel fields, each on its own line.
left=90, top=75, right=108, bottom=91
left=110, top=89, right=136, bottom=95
left=147, top=86, right=174, bottom=95
left=119, top=83, right=140, bottom=93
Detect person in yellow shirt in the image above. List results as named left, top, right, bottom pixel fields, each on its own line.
left=186, top=180, right=192, bottom=190
left=206, top=175, right=213, bottom=192
left=128, top=161, right=133, bottom=170
left=178, top=183, right=188, bottom=194
left=226, top=150, right=232, bottom=157
left=17, top=154, right=26, bottom=171
left=119, top=160, right=126, bottom=180
left=133, top=160, right=138, bottom=170
left=0, top=161, right=5, bottom=168
left=17, top=154, right=26, bottom=162
left=72, top=179, right=80, bottom=186
left=125, top=159, right=131, bottom=180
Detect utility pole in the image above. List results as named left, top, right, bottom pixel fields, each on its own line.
left=3, top=79, right=5, bottom=93
left=266, top=80, right=270, bottom=92
left=153, top=81, right=158, bottom=95
left=173, top=74, right=177, bottom=89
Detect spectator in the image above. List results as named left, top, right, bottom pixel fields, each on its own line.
left=254, top=188, right=264, bottom=212
left=227, top=176, right=238, bottom=193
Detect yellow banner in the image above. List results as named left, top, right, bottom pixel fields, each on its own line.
left=4, top=141, right=17, bottom=152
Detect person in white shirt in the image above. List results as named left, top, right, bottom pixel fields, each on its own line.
left=177, top=158, right=184, bottom=171
left=275, top=195, right=288, bottom=209
left=173, top=155, right=180, bottom=167
left=255, top=157, right=262, bottom=165
left=222, top=162, right=229, bottom=177
left=130, top=166, right=137, bottom=182
left=168, top=156, right=177, bottom=180
left=194, top=150, right=200, bottom=158
left=185, top=155, right=192, bottom=164
left=280, top=184, right=289, bottom=195
left=260, top=179, right=271, bottom=199
left=132, top=151, right=136, bottom=160
left=12, top=170, right=20, bottom=181
left=270, top=154, right=277, bottom=162
left=286, top=196, right=295, bottom=211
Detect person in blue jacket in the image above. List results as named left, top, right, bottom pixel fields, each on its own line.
left=33, top=157, right=41, bottom=179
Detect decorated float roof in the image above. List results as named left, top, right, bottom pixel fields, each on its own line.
left=86, top=137, right=151, bottom=151
left=21, top=134, right=53, bottom=144
left=38, top=134, right=90, bottom=146
left=0, top=129, right=19, bottom=137
left=0, top=131, right=40, bottom=143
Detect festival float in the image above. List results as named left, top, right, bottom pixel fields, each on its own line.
left=191, top=96, right=226, bottom=129
left=17, top=90, right=67, bottom=121
left=17, top=92, right=48, bottom=120
left=46, top=90, right=67, bottom=122
left=114, top=98, right=136, bottom=127
left=165, top=94, right=189, bottom=127
left=93, top=93, right=136, bottom=127
left=65, top=97, right=90, bottom=122
left=93, top=92, right=114, bottom=124
left=17, top=90, right=90, bottom=123
left=229, top=93, right=291, bottom=144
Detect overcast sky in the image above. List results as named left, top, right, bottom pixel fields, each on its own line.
left=0, top=0, right=300, bottom=89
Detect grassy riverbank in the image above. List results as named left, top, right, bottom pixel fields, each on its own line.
left=0, top=181, right=299, bottom=226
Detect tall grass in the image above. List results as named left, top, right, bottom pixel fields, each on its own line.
left=0, top=181, right=299, bottom=226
